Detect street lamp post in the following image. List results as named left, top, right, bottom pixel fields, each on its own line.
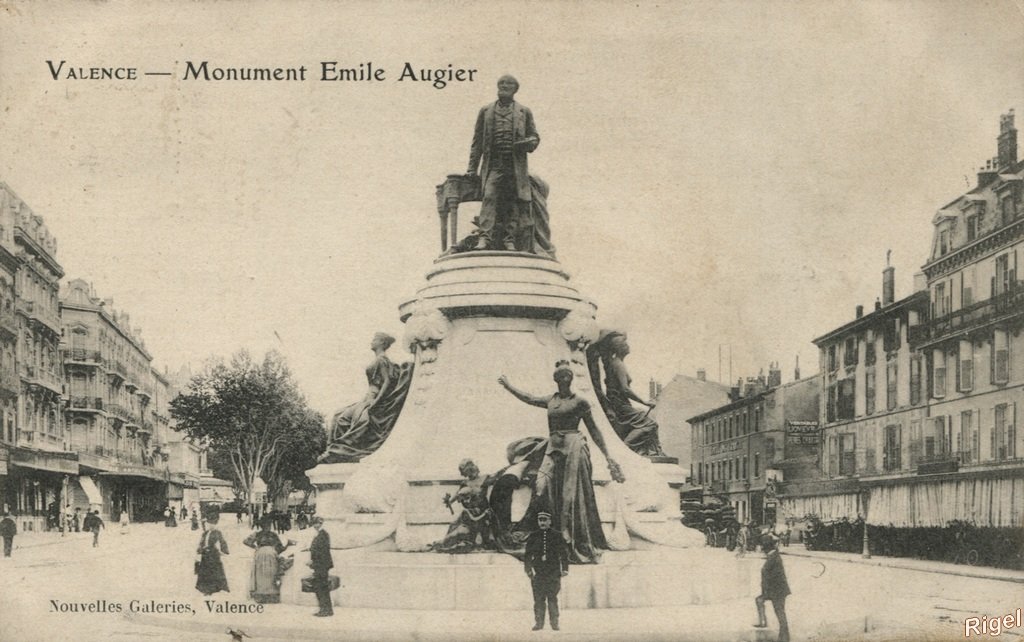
left=861, top=490, right=871, bottom=559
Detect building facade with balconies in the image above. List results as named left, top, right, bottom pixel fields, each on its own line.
left=906, top=110, right=1023, bottom=527
left=0, top=183, right=74, bottom=532
left=782, top=112, right=1024, bottom=534
left=60, top=279, right=169, bottom=522
left=688, top=372, right=819, bottom=526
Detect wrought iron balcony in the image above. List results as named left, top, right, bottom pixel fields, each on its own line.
left=67, top=396, right=104, bottom=412
left=62, top=348, right=104, bottom=366
left=913, top=288, right=1024, bottom=348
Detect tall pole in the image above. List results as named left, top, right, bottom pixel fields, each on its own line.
left=861, top=490, right=871, bottom=559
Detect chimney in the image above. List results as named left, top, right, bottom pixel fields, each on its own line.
left=696, top=368, right=706, bottom=382
left=997, top=109, right=1017, bottom=170
left=768, top=362, right=782, bottom=388
left=874, top=297, right=882, bottom=311
left=855, top=305, right=864, bottom=319
left=978, top=157, right=999, bottom=189
left=794, top=355, right=801, bottom=381
left=883, top=267, right=895, bottom=306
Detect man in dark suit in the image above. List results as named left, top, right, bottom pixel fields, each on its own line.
left=754, top=536, right=790, bottom=642
left=524, top=510, right=568, bottom=631
left=308, top=516, right=334, bottom=617
left=1, top=511, right=16, bottom=557
left=466, top=74, right=540, bottom=252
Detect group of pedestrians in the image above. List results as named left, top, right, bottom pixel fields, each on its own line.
left=194, top=510, right=336, bottom=617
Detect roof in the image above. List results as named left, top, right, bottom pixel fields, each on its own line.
left=811, top=290, right=928, bottom=346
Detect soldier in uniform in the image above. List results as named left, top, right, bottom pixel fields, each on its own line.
left=523, top=510, right=568, bottom=631
left=754, top=536, right=791, bottom=642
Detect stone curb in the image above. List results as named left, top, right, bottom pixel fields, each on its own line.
left=780, top=549, right=1024, bottom=584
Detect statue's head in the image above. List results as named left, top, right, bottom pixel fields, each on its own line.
left=607, top=332, right=630, bottom=357
left=553, top=359, right=574, bottom=385
left=371, top=332, right=396, bottom=351
left=496, top=75, right=519, bottom=100
left=458, top=458, right=479, bottom=479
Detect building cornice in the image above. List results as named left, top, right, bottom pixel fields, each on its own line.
left=922, top=217, right=1024, bottom=282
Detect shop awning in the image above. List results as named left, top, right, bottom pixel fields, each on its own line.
left=76, top=476, right=103, bottom=505
left=166, top=483, right=184, bottom=500
left=200, top=486, right=234, bottom=503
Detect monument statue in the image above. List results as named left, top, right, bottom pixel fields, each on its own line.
left=427, top=459, right=505, bottom=554
left=318, top=332, right=414, bottom=463
left=588, top=331, right=667, bottom=458
left=467, top=73, right=539, bottom=252
left=498, top=361, right=625, bottom=564
left=435, top=75, right=555, bottom=257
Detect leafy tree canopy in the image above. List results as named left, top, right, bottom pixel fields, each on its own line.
left=170, top=350, right=324, bottom=503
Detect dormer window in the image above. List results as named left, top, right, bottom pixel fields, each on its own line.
left=939, top=230, right=949, bottom=256
left=966, top=215, right=978, bottom=242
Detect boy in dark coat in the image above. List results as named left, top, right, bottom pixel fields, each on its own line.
left=1, top=511, right=16, bottom=557
left=308, top=516, right=335, bottom=617
left=754, top=537, right=790, bottom=642
left=524, top=510, right=568, bottom=631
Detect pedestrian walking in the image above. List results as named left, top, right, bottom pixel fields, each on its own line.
left=524, top=510, right=568, bottom=631
left=736, top=522, right=749, bottom=557
left=236, top=508, right=243, bottom=525
left=191, top=511, right=200, bottom=531
left=180, top=506, right=188, bottom=521
left=195, top=511, right=230, bottom=595
left=307, top=516, right=335, bottom=617
left=85, top=510, right=104, bottom=547
left=72, top=507, right=81, bottom=533
left=754, top=537, right=790, bottom=642
left=1, top=511, right=16, bottom=557
left=119, top=509, right=130, bottom=535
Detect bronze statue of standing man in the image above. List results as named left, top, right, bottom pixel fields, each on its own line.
left=466, top=75, right=540, bottom=251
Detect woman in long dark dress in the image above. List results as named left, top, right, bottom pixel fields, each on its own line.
left=498, top=361, right=625, bottom=564
left=244, top=516, right=295, bottom=603
left=195, top=512, right=229, bottom=595
left=318, top=332, right=414, bottom=463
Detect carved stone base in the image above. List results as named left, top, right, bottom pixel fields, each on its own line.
left=281, top=546, right=757, bottom=610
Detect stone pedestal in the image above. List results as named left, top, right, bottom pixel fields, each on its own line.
left=303, top=251, right=711, bottom=608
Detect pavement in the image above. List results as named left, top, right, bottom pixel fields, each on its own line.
left=1, top=522, right=1021, bottom=642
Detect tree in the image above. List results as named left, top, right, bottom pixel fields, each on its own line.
left=262, top=406, right=325, bottom=506
left=170, top=350, right=324, bottom=509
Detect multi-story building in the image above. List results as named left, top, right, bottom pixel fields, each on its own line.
left=61, top=279, right=168, bottom=522
left=782, top=111, right=1023, bottom=533
left=649, top=369, right=732, bottom=470
left=157, top=367, right=203, bottom=512
left=688, top=369, right=819, bottom=525
left=781, top=272, right=930, bottom=522
left=903, top=110, right=1022, bottom=527
left=0, top=183, right=73, bottom=532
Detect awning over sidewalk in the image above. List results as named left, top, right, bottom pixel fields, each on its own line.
left=869, top=476, right=1023, bottom=528
left=76, top=475, right=103, bottom=506
left=779, top=492, right=864, bottom=522
left=166, top=483, right=184, bottom=500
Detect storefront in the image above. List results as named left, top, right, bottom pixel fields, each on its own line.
left=6, top=446, right=78, bottom=532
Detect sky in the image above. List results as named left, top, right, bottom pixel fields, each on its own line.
left=1, top=1, right=1022, bottom=415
